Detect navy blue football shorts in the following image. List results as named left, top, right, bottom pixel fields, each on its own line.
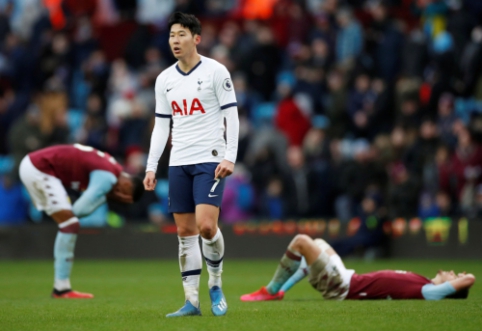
left=168, top=162, right=226, bottom=213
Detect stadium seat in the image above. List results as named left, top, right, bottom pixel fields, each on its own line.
left=21, top=186, right=43, bottom=223
left=0, top=156, right=14, bottom=175
left=251, top=102, right=276, bottom=128
left=67, top=109, right=86, bottom=139
left=454, top=98, right=482, bottom=124
left=154, top=179, right=169, bottom=199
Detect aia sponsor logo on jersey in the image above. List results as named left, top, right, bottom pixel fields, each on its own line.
left=171, top=98, right=205, bottom=116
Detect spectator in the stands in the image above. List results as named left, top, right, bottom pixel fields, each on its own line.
left=450, top=126, right=482, bottom=207
left=335, top=7, right=363, bottom=68
left=437, top=93, right=459, bottom=148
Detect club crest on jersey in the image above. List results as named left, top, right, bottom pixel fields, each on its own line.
left=197, top=79, right=203, bottom=91
left=171, top=98, right=206, bottom=116
left=223, top=78, right=233, bottom=91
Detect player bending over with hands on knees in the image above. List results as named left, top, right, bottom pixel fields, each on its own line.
left=19, top=144, right=143, bottom=299
left=144, top=12, right=239, bottom=317
left=241, top=234, right=476, bottom=301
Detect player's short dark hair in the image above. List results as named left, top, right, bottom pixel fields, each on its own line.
left=168, top=12, right=201, bottom=36
left=446, top=288, right=469, bottom=299
left=131, top=176, right=144, bottom=202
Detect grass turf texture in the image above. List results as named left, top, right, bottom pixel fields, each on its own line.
left=0, top=260, right=481, bottom=331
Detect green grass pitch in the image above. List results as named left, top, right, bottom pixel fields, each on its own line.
left=0, top=259, right=481, bottom=331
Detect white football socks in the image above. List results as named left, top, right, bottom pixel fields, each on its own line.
left=201, top=228, right=224, bottom=289
left=178, top=235, right=202, bottom=308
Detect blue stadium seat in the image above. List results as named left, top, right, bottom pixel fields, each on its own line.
left=149, top=179, right=170, bottom=218
left=67, top=109, right=86, bottom=139
left=454, top=98, right=482, bottom=124
left=0, top=179, right=28, bottom=225
left=154, top=179, right=169, bottom=199
left=21, top=186, right=43, bottom=223
left=0, top=156, right=14, bottom=175
left=251, top=102, right=276, bottom=128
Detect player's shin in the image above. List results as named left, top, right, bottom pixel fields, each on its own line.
left=179, top=235, right=202, bottom=308
left=54, top=217, right=80, bottom=292
left=279, top=257, right=309, bottom=293
left=266, top=248, right=302, bottom=294
left=201, top=228, right=224, bottom=289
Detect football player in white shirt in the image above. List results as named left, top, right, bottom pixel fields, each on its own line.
left=144, top=12, right=239, bottom=317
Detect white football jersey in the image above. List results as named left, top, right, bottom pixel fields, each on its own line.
left=154, top=55, right=237, bottom=166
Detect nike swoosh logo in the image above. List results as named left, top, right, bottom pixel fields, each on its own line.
left=208, top=194, right=218, bottom=198
left=166, top=88, right=173, bottom=92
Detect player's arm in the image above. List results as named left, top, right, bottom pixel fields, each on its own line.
left=449, top=273, right=476, bottom=291
left=145, top=75, right=172, bottom=190
left=421, top=274, right=476, bottom=301
left=145, top=117, right=170, bottom=189
left=215, top=107, right=239, bottom=179
left=213, top=66, right=239, bottom=179
left=421, top=282, right=456, bottom=300
left=72, top=170, right=117, bottom=218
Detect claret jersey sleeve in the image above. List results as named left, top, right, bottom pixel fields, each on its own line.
left=213, top=65, right=237, bottom=110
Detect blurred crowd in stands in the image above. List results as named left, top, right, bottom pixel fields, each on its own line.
left=1, top=0, right=482, bottom=227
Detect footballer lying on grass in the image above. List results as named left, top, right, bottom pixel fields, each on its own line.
left=241, top=234, right=476, bottom=301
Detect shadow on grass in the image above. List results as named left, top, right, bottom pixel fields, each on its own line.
left=285, top=299, right=321, bottom=302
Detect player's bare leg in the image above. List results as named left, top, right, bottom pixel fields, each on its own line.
left=241, top=235, right=334, bottom=302
left=50, top=210, right=93, bottom=299
left=166, top=212, right=202, bottom=317
left=289, top=235, right=337, bottom=264
left=196, top=204, right=227, bottom=316
left=196, top=204, right=222, bottom=288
